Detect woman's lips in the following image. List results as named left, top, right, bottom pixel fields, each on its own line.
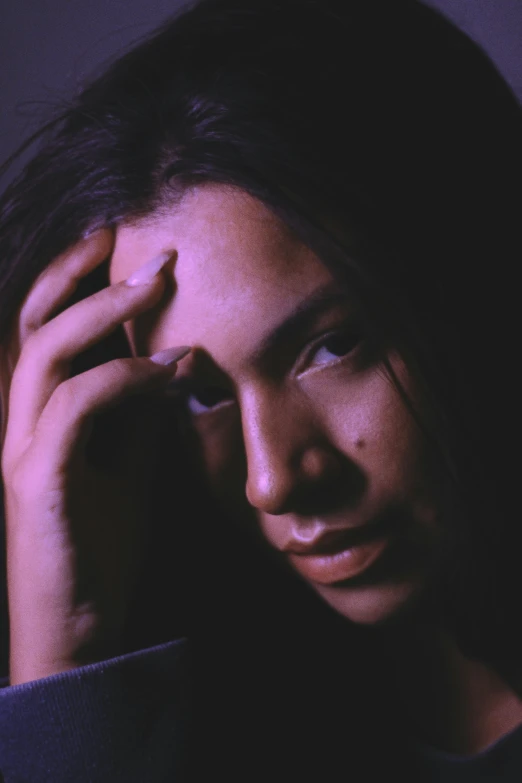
left=284, top=527, right=392, bottom=585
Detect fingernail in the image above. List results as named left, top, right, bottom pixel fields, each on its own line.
left=125, top=252, right=172, bottom=286
left=149, top=346, right=191, bottom=365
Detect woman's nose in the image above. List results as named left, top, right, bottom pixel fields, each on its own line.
left=242, top=390, right=347, bottom=516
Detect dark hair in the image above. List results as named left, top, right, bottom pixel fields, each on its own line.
left=1, top=1, right=521, bottom=769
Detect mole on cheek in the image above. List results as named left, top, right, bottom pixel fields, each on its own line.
left=355, top=437, right=366, bottom=450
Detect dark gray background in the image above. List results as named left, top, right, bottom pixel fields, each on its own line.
left=1, top=0, right=521, bottom=194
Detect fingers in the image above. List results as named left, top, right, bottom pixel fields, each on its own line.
left=1, top=230, right=114, bottom=453
left=16, top=229, right=114, bottom=346
left=18, top=229, right=114, bottom=346
left=19, top=356, right=179, bottom=487
left=2, top=234, right=175, bottom=472
left=4, top=281, right=169, bottom=470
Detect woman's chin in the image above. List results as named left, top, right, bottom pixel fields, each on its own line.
left=313, top=577, right=426, bottom=626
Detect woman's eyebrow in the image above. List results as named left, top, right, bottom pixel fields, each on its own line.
left=167, top=283, right=354, bottom=387
left=248, top=282, right=353, bottom=367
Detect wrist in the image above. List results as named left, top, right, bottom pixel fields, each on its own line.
left=9, top=635, right=123, bottom=686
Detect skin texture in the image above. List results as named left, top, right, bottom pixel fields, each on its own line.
left=0, top=229, right=178, bottom=684
left=2, top=181, right=520, bottom=748
left=110, top=184, right=445, bottom=626
left=2, top=179, right=521, bottom=750
left=108, top=185, right=522, bottom=754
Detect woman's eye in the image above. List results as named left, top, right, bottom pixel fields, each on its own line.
left=185, top=386, right=233, bottom=416
left=307, top=330, right=362, bottom=368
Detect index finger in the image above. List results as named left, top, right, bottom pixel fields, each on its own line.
left=0, top=229, right=114, bottom=449
left=16, top=228, right=114, bottom=346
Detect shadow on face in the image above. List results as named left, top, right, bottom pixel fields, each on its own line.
left=110, top=184, right=446, bottom=628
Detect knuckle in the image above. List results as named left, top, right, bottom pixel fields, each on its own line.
left=20, top=327, right=40, bottom=355
left=42, top=380, right=88, bottom=432
left=53, top=377, right=80, bottom=406
left=48, top=378, right=83, bottom=417
left=104, top=357, right=144, bottom=387
left=105, top=281, right=126, bottom=309
left=93, top=284, right=133, bottom=325
left=3, top=452, right=39, bottom=502
left=6, top=459, right=29, bottom=497
left=18, top=306, right=43, bottom=338
left=18, top=327, right=49, bottom=369
left=8, top=336, right=40, bottom=389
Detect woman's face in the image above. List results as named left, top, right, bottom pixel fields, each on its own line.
left=110, top=185, right=445, bottom=625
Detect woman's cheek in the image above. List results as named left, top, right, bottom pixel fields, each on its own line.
left=187, top=356, right=430, bottom=517
left=300, top=362, right=427, bottom=488
left=299, top=364, right=392, bottom=441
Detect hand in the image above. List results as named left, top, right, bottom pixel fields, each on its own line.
left=0, top=229, right=187, bottom=684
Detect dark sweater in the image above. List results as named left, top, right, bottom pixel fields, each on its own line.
left=0, top=639, right=190, bottom=782
left=2, top=637, right=522, bottom=781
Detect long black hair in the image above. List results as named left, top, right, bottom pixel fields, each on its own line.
left=1, top=0, right=521, bottom=776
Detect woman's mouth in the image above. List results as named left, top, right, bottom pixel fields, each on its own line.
left=283, top=521, right=394, bottom=585
left=287, top=536, right=390, bottom=584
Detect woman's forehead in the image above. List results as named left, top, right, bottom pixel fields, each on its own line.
left=111, top=185, right=335, bottom=358
left=111, top=185, right=317, bottom=277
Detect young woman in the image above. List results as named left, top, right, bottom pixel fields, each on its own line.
left=0, top=0, right=521, bottom=780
